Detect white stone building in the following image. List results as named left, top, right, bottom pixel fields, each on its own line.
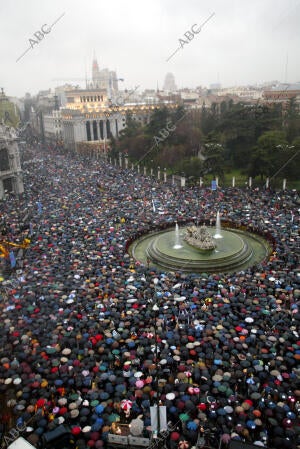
left=0, top=124, right=24, bottom=199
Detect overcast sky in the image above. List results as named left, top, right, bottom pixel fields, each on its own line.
left=1, top=0, right=300, bottom=98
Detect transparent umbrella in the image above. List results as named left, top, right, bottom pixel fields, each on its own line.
left=130, top=417, right=144, bottom=436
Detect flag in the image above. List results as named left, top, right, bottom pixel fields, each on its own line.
left=211, top=180, right=217, bottom=191
left=9, top=251, right=16, bottom=268
left=37, top=202, right=43, bottom=214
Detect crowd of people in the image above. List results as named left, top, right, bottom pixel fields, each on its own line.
left=0, top=144, right=299, bottom=449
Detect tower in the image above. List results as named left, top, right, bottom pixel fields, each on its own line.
left=92, top=57, right=101, bottom=88
left=91, top=56, right=118, bottom=94
left=163, top=73, right=177, bottom=92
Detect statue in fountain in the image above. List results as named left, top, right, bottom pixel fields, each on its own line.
left=184, top=225, right=217, bottom=251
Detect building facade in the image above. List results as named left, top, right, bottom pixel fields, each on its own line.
left=0, top=124, right=24, bottom=199
left=58, top=88, right=178, bottom=154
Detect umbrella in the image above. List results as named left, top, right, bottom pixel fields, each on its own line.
left=179, top=413, right=190, bottom=422
left=178, top=441, right=189, bottom=449
left=130, top=418, right=144, bottom=436
left=246, top=420, right=256, bottom=429
left=108, top=413, right=120, bottom=423
left=166, top=392, right=176, bottom=400
left=221, top=434, right=231, bottom=443
left=95, top=404, right=105, bottom=415
left=186, top=421, right=198, bottom=431
left=120, top=399, right=133, bottom=411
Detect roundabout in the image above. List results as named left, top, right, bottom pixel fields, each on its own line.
left=129, top=225, right=271, bottom=274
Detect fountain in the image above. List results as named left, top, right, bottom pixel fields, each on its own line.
left=130, top=220, right=271, bottom=274
left=173, top=222, right=182, bottom=249
left=184, top=225, right=216, bottom=251
left=214, top=211, right=223, bottom=239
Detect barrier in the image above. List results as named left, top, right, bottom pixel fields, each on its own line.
left=128, top=436, right=150, bottom=447
left=107, top=434, right=128, bottom=446
left=107, top=434, right=150, bottom=447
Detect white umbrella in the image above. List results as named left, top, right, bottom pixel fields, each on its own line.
left=166, top=392, right=176, bottom=400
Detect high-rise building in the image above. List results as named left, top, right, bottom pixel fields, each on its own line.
left=91, top=56, right=119, bottom=97
left=163, top=73, right=177, bottom=92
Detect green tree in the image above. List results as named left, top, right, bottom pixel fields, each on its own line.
left=248, top=130, right=287, bottom=179
left=202, top=141, right=225, bottom=180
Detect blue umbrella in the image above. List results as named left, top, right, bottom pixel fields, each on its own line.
left=186, top=421, right=198, bottom=431
left=142, top=399, right=150, bottom=412
left=116, top=384, right=126, bottom=393
left=95, top=404, right=105, bottom=415
left=99, top=392, right=109, bottom=400
left=246, top=420, right=256, bottom=429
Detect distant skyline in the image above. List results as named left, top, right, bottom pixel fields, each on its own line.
left=0, top=0, right=300, bottom=98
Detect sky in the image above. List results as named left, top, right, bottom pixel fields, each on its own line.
left=1, top=0, right=300, bottom=98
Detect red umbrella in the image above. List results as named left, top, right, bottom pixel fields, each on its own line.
left=120, top=399, right=133, bottom=411
left=170, top=432, right=180, bottom=441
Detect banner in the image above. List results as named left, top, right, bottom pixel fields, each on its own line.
left=150, top=406, right=167, bottom=432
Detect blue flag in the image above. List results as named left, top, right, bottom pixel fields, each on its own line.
left=37, top=201, right=43, bottom=214
left=9, top=251, right=16, bottom=268
left=211, top=180, right=217, bottom=191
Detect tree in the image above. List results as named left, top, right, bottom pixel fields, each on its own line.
left=247, top=130, right=287, bottom=179
left=202, top=142, right=225, bottom=180
left=285, top=97, right=300, bottom=142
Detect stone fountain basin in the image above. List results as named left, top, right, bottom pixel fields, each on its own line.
left=129, top=226, right=271, bottom=274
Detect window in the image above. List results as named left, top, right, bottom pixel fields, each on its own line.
left=86, top=122, right=91, bottom=141
left=0, top=148, right=10, bottom=171
left=3, top=177, right=13, bottom=192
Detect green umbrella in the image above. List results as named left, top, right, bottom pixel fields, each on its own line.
left=225, top=388, right=234, bottom=397
left=179, top=413, right=189, bottom=422
left=108, top=413, right=120, bottom=423
left=90, top=400, right=99, bottom=407
left=69, top=393, right=79, bottom=401
left=45, top=347, right=56, bottom=354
